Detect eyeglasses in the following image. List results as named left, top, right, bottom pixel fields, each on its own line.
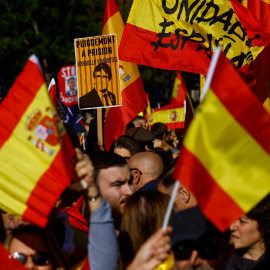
left=173, top=243, right=218, bottom=261
left=9, top=252, right=51, bottom=266
left=130, top=168, right=143, bottom=175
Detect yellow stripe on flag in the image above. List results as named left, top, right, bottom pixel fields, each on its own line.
left=0, top=83, right=62, bottom=215
left=127, top=0, right=262, bottom=64
left=184, top=89, right=270, bottom=212
left=152, top=107, right=185, bottom=125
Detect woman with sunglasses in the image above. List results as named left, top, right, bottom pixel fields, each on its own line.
left=5, top=224, right=69, bottom=270
left=226, top=194, right=270, bottom=270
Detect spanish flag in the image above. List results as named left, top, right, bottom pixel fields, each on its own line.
left=152, top=102, right=185, bottom=130
left=0, top=55, right=75, bottom=227
left=171, top=72, right=187, bottom=105
left=119, top=0, right=266, bottom=75
left=103, top=0, right=147, bottom=150
left=174, top=52, right=270, bottom=232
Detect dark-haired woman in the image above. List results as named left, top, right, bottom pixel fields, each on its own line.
left=226, top=194, right=270, bottom=269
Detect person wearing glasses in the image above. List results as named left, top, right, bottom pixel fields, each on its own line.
left=128, top=151, right=164, bottom=192
left=5, top=224, right=69, bottom=270
left=79, top=62, right=116, bottom=109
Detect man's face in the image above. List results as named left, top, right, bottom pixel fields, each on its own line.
left=68, top=79, right=76, bottom=91
left=95, top=70, right=110, bottom=92
left=97, top=164, right=134, bottom=215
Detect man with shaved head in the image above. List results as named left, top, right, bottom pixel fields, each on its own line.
left=128, top=151, right=164, bottom=192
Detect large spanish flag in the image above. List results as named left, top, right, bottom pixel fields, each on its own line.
left=0, top=55, right=75, bottom=227
left=103, top=0, right=147, bottom=150
left=174, top=52, right=270, bottom=231
left=152, top=102, right=185, bottom=130
left=119, top=0, right=267, bottom=75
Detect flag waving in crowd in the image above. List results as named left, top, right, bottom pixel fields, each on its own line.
left=174, top=50, right=270, bottom=232
left=103, top=0, right=147, bottom=150
left=0, top=55, right=75, bottom=227
left=119, top=0, right=269, bottom=75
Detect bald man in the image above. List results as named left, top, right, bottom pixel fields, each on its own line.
left=128, top=152, right=164, bottom=192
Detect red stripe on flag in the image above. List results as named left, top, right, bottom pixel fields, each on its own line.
left=166, top=122, right=184, bottom=129
left=0, top=61, right=44, bottom=149
left=104, top=77, right=147, bottom=150
left=103, top=0, right=119, bottom=28
left=23, top=133, right=73, bottom=226
left=119, top=23, right=210, bottom=75
left=212, top=53, right=270, bottom=155
left=174, top=146, right=244, bottom=231
left=0, top=243, right=27, bottom=270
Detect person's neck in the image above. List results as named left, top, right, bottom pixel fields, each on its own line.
left=242, top=241, right=266, bottom=261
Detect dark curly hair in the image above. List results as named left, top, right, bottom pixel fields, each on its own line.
left=247, top=193, right=270, bottom=250
left=109, top=135, right=143, bottom=156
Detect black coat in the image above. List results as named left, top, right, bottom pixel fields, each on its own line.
left=79, top=88, right=116, bottom=109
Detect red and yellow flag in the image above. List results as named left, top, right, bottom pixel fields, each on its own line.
left=174, top=52, right=270, bottom=232
left=0, top=55, right=75, bottom=227
left=119, top=0, right=267, bottom=75
left=171, top=72, right=187, bottom=105
left=247, top=0, right=270, bottom=32
left=230, top=0, right=270, bottom=106
left=152, top=102, right=185, bottom=130
left=103, top=0, right=147, bottom=150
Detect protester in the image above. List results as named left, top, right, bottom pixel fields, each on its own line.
left=132, top=115, right=147, bottom=129
left=128, top=151, right=164, bottom=191
left=119, top=190, right=176, bottom=269
left=171, top=206, right=229, bottom=270
left=157, top=166, right=197, bottom=211
left=5, top=224, right=69, bottom=270
left=226, top=193, right=270, bottom=270
left=126, top=127, right=155, bottom=150
left=150, top=122, right=173, bottom=151
left=110, top=135, right=144, bottom=162
left=89, top=151, right=134, bottom=229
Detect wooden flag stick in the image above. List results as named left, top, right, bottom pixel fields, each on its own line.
left=97, top=108, right=103, bottom=146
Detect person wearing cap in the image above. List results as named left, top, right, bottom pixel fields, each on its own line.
left=150, top=122, right=173, bottom=152
left=126, top=127, right=155, bottom=151
left=128, top=152, right=164, bottom=192
left=171, top=206, right=229, bottom=270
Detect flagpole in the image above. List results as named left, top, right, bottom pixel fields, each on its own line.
left=162, top=181, right=180, bottom=232
left=200, top=46, right=222, bottom=102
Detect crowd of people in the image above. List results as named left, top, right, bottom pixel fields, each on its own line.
left=1, top=115, right=269, bottom=270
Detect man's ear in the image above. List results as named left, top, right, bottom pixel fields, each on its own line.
left=132, top=170, right=141, bottom=186
left=178, top=186, right=190, bottom=204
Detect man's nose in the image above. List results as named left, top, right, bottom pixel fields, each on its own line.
left=122, top=183, right=134, bottom=196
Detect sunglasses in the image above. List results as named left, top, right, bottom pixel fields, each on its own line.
left=173, top=243, right=218, bottom=260
left=9, top=252, right=51, bottom=266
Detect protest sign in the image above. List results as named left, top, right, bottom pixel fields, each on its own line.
left=57, top=65, right=78, bottom=106
left=74, top=34, right=121, bottom=110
